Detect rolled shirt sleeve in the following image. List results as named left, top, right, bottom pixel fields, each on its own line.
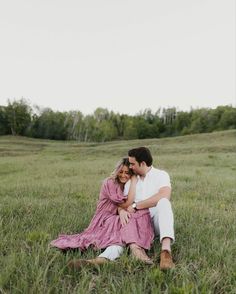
left=157, top=171, right=171, bottom=189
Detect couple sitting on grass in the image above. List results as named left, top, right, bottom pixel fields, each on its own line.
left=51, top=147, right=175, bottom=270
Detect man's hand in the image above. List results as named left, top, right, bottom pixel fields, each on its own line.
left=119, top=209, right=131, bottom=227
left=127, top=205, right=136, bottom=213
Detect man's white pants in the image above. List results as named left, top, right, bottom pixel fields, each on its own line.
left=99, top=198, right=175, bottom=261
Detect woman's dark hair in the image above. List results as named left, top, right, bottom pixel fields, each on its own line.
left=128, top=147, right=153, bottom=166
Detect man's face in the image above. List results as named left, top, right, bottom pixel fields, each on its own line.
left=128, top=156, right=145, bottom=175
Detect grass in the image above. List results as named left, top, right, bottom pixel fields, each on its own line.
left=0, top=130, right=236, bottom=293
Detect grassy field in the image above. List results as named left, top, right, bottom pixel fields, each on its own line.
left=0, top=130, right=235, bottom=294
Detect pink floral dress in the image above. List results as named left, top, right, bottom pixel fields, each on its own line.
left=50, top=178, right=154, bottom=250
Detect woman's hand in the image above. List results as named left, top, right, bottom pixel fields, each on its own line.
left=118, top=208, right=131, bottom=227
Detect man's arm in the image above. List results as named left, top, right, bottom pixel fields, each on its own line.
left=128, top=186, right=171, bottom=212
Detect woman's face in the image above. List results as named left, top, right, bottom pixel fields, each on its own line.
left=118, top=165, right=131, bottom=184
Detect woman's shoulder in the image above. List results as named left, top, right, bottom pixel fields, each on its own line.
left=103, top=177, right=117, bottom=187
left=103, top=177, right=117, bottom=186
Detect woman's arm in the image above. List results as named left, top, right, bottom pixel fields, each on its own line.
left=119, top=175, right=137, bottom=209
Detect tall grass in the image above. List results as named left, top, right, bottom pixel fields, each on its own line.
left=0, top=130, right=235, bottom=293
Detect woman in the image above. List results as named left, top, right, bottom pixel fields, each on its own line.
left=50, top=158, right=154, bottom=265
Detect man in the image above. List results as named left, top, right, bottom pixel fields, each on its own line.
left=98, top=146, right=175, bottom=270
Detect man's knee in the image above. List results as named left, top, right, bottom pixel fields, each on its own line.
left=150, top=198, right=172, bottom=220
left=157, top=198, right=171, bottom=209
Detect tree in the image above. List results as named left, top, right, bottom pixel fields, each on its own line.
left=175, top=111, right=191, bottom=135
left=123, top=117, right=138, bottom=139
left=31, top=109, right=68, bottom=140
left=1, top=98, right=235, bottom=142
left=64, top=111, right=84, bottom=140
left=110, top=113, right=126, bottom=138
left=135, top=116, right=154, bottom=139
left=161, top=107, right=177, bottom=136
left=93, top=108, right=110, bottom=122
left=5, top=99, right=32, bottom=135
left=0, top=106, right=10, bottom=135
left=218, top=107, right=236, bottom=129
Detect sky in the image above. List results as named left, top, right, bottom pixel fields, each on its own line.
left=0, top=0, right=235, bottom=115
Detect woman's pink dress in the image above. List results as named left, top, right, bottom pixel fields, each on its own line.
left=50, top=178, right=154, bottom=250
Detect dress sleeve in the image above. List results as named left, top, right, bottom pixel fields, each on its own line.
left=103, top=178, right=126, bottom=204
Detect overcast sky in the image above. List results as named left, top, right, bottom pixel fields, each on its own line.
left=0, top=0, right=235, bottom=115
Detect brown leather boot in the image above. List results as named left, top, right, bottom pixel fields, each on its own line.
left=68, top=257, right=108, bottom=269
left=130, top=244, right=153, bottom=265
left=160, top=250, right=175, bottom=270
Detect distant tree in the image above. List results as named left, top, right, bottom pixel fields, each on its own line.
left=139, top=108, right=155, bottom=124
left=5, top=99, right=32, bottom=135
left=153, top=110, right=166, bottom=137
left=135, top=116, right=154, bottom=139
left=110, top=113, right=126, bottom=138
left=218, top=106, right=236, bottom=129
left=162, top=107, right=176, bottom=125
left=93, top=108, right=110, bottom=122
left=83, top=115, right=96, bottom=142
left=90, top=108, right=118, bottom=142
left=175, top=111, right=191, bottom=135
left=1, top=98, right=235, bottom=142
left=64, top=111, right=84, bottom=140
left=189, top=108, right=210, bottom=134
left=123, top=117, right=138, bottom=139
left=31, top=109, right=67, bottom=140
left=161, top=107, right=177, bottom=136
left=0, top=106, right=10, bottom=135
left=95, top=120, right=118, bottom=142
left=204, top=106, right=226, bottom=131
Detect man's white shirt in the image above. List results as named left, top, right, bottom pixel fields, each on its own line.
left=124, top=166, right=171, bottom=201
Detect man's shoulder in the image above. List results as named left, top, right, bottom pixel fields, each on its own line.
left=151, top=167, right=171, bottom=187
left=151, top=167, right=170, bottom=177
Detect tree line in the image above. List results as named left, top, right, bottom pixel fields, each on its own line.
left=0, top=99, right=235, bottom=142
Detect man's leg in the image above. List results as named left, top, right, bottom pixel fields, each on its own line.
left=98, top=245, right=124, bottom=261
left=68, top=245, right=124, bottom=269
left=150, top=197, right=175, bottom=245
left=150, top=198, right=175, bottom=269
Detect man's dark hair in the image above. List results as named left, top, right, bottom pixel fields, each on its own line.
left=128, top=147, right=153, bottom=166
